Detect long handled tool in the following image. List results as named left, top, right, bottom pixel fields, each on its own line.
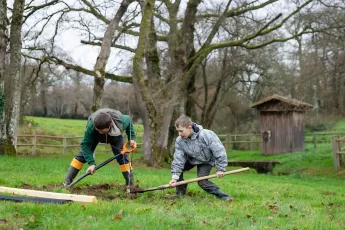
left=68, top=142, right=137, bottom=188
left=131, top=167, right=250, bottom=193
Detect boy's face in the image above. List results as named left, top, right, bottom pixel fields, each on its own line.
left=95, top=127, right=110, bottom=134
left=176, top=125, right=193, bottom=139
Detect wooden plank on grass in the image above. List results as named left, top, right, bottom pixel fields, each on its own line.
left=0, top=186, right=97, bottom=203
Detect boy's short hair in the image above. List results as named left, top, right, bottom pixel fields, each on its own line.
left=94, top=112, right=112, bottom=129
left=175, top=115, right=192, bottom=128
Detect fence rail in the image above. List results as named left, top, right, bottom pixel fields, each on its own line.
left=16, top=131, right=345, bottom=155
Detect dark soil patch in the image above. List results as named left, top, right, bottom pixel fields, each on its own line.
left=20, top=182, right=145, bottom=201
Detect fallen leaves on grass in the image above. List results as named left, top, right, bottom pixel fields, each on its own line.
left=200, top=221, right=209, bottom=225
left=0, top=219, right=8, bottom=224
left=112, top=216, right=122, bottom=220
left=246, top=214, right=256, bottom=223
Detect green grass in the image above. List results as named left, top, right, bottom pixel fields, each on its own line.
left=229, top=143, right=345, bottom=178
left=1, top=154, right=345, bottom=229
left=334, top=119, right=345, bottom=131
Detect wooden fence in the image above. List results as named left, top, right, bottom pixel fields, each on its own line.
left=16, top=131, right=345, bottom=155
left=16, top=134, right=84, bottom=155
left=331, top=136, right=345, bottom=171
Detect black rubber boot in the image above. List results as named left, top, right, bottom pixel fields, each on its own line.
left=122, top=170, right=134, bottom=185
left=213, top=189, right=233, bottom=201
left=63, top=166, right=80, bottom=186
left=170, top=184, right=187, bottom=198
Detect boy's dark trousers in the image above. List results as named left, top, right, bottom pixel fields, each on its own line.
left=175, top=161, right=230, bottom=199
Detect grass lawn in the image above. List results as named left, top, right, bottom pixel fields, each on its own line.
left=1, top=152, right=345, bottom=229
left=334, top=119, right=345, bottom=131
left=0, top=116, right=344, bottom=229
left=0, top=154, right=345, bottom=229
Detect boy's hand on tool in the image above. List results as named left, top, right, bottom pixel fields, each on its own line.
left=87, top=165, right=96, bottom=174
left=216, top=171, right=224, bottom=178
left=130, top=140, right=136, bottom=147
left=169, top=179, right=177, bottom=187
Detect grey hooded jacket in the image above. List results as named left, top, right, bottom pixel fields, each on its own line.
left=171, top=123, right=228, bottom=180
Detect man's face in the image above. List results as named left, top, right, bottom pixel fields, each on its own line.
left=95, top=127, right=110, bottom=134
left=176, top=125, right=193, bottom=139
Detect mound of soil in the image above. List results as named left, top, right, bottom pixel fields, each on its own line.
left=20, top=182, right=145, bottom=201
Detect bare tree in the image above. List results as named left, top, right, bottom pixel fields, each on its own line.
left=4, top=0, right=25, bottom=155
left=0, top=0, right=7, bottom=155
left=130, top=0, right=316, bottom=165
left=0, top=0, right=60, bottom=155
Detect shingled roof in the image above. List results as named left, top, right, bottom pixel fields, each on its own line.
left=251, top=94, right=312, bottom=110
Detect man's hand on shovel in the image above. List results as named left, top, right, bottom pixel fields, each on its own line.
left=86, top=165, right=96, bottom=175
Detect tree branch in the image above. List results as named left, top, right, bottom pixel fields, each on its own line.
left=80, top=40, right=136, bottom=52
left=23, top=0, right=59, bottom=24
left=81, top=0, right=110, bottom=24
left=22, top=53, right=133, bottom=83
left=124, top=29, right=167, bottom=41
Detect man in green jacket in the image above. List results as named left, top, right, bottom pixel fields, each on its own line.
left=63, top=108, right=136, bottom=186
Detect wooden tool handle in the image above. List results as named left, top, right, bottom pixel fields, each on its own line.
left=136, top=167, right=250, bottom=193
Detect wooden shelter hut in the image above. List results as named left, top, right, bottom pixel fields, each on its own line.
left=251, top=95, right=312, bottom=155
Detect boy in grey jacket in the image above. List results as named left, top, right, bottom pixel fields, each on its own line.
left=168, top=115, right=232, bottom=201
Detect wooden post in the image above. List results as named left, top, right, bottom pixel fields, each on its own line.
left=63, top=136, right=66, bottom=155
left=313, top=133, right=317, bottom=149
left=32, top=132, right=37, bottom=155
left=226, top=134, right=229, bottom=150
left=332, top=136, right=340, bottom=171
left=337, top=138, right=345, bottom=167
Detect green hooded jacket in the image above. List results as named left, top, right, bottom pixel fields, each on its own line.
left=80, top=109, right=136, bottom=165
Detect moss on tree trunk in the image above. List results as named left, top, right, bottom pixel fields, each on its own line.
left=4, top=137, right=16, bottom=156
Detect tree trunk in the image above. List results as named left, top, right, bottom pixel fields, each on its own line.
left=6, top=0, right=25, bottom=156
left=0, top=0, right=7, bottom=155
left=167, top=107, right=179, bottom=158
left=202, top=49, right=228, bottom=128
left=132, top=79, right=155, bottom=165
left=133, top=0, right=200, bottom=166
left=132, top=0, right=161, bottom=166
left=91, top=0, right=132, bottom=112
left=40, top=76, right=48, bottom=116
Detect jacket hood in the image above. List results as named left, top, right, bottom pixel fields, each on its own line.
left=190, top=123, right=203, bottom=139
